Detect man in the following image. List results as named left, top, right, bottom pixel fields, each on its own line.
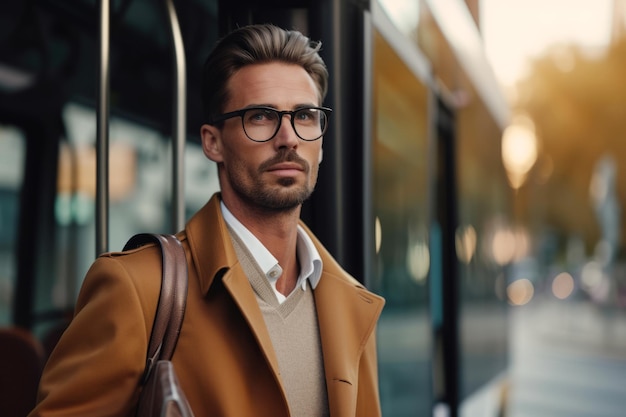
left=30, top=24, right=384, bottom=417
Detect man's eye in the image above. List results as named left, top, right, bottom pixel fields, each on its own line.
left=247, top=109, right=277, bottom=122
left=296, top=109, right=317, bottom=122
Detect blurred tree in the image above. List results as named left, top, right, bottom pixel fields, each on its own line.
left=513, top=37, right=626, bottom=257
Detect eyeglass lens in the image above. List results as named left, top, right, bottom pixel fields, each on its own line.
left=242, top=108, right=327, bottom=142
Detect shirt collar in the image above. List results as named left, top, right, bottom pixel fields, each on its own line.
left=296, top=224, right=323, bottom=290
left=220, top=201, right=322, bottom=292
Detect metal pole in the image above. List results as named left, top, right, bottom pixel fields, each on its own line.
left=361, top=9, right=373, bottom=287
left=165, top=0, right=187, bottom=232
left=96, top=0, right=110, bottom=256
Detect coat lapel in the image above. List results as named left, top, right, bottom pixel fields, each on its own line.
left=314, top=270, right=384, bottom=417
left=184, top=195, right=283, bottom=386
left=222, top=264, right=282, bottom=376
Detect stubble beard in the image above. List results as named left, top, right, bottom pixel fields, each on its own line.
left=228, top=150, right=316, bottom=213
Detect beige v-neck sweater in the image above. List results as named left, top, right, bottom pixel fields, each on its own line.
left=229, top=228, right=329, bottom=417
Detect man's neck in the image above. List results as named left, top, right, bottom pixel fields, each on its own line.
left=223, top=196, right=302, bottom=295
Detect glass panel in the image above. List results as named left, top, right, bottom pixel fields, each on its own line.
left=0, top=125, right=25, bottom=325
left=32, top=103, right=220, bottom=333
left=456, top=88, right=511, bottom=401
left=371, top=29, right=432, bottom=416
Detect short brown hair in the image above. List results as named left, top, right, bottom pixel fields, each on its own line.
left=201, top=24, right=328, bottom=122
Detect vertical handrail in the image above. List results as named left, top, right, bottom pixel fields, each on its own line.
left=96, top=0, right=185, bottom=252
left=96, top=0, right=110, bottom=256
left=165, top=0, right=186, bottom=232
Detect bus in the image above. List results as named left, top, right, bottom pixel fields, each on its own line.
left=0, top=1, right=511, bottom=416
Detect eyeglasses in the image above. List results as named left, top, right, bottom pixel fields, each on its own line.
left=209, top=106, right=332, bottom=142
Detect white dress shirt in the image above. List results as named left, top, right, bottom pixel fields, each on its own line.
left=220, top=201, right=322, bottom=304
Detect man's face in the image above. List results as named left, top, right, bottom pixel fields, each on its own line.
left=201, top=62, right=324, bottom=212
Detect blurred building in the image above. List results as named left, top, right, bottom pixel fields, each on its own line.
left=612, top=0, right=626, bottom=41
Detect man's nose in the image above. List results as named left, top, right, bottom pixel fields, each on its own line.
left=272, top=114, right=299, bottom=148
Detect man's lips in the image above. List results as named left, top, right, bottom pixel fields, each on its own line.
left=266, top=162, right=305, bottom=175
left=258, top=150, right=309, bottom=177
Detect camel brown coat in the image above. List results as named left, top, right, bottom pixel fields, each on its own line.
left=30, top=194, right=385, bottom=417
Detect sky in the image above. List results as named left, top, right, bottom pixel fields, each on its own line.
left=480, top=0, right=614, bottom=87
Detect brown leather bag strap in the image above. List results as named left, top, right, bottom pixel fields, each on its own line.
left=124, top=233, right=188, bottom=382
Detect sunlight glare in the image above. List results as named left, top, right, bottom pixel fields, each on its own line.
left=481, top=0, right=613, bottom=87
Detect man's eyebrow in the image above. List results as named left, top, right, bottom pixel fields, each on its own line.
left=245, top=103, right=273, bottom=108
left=243, top=103, right=318, bottom=110
left=293, top=103, right=319, bottom=109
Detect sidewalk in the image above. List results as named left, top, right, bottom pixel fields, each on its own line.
left=507, top=299, right=626, bottom=417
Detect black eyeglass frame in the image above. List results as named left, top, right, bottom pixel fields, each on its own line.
left=208, top=106, right=333, bottom=142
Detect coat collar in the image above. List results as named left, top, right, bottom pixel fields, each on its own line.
left=184, top=193, right=237, bottom=296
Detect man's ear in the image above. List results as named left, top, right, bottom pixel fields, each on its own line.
left=318, top=147, right=323, bottom=164
left=201, top=124, right=223, bottom=163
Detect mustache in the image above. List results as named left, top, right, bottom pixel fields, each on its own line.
left=258, top=149, right=309, bottom=173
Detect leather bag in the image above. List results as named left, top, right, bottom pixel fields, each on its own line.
left=124, top=233, right=195, bottom=417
